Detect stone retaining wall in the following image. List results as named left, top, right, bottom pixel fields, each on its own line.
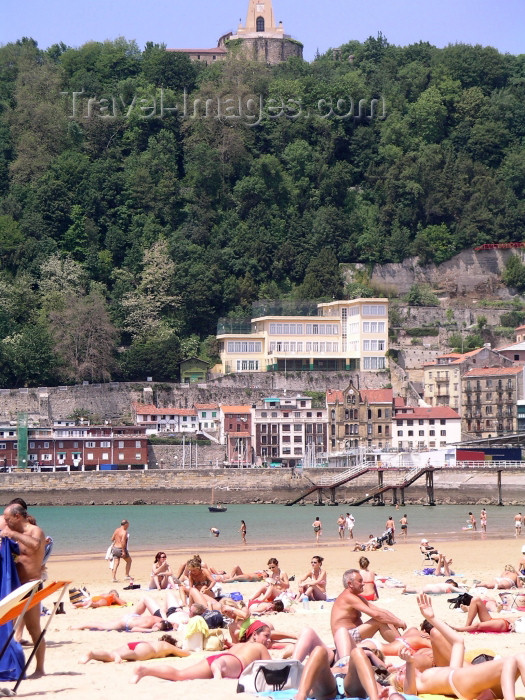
left=1, top=468, right=524, bottom=506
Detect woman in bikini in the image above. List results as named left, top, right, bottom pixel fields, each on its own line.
left=298, top=555, right=327, bottom=601
left=180, top=556, right=215, bottom=603
left=149, top=552, right=176, bottom=590
left=359, top=556, right=378, bottom=601
left=451, top=597, right=515, bottom=634
left=479, top=565, right=522, bottom=590
left=392, top=594, right=525, bottom=700
left=131, top=620, right=272, bottom=684
left=78, top=634, right=190, bottom=664
left=248, top=558, right=290, bottom=605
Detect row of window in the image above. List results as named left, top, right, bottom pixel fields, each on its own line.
left=363, top=357, right=386, bottom=369
left=260, top=410, right=323, bottom=418
left=466, top=379, right=515, bottom=389
left=398, top=430, right=447, bottom=437
left=269, top=341, right=340, bottom=353
left=1, top=440, right=144, bottom=449
left=260, top=424, right=324, bottom=433
left=236, top=360, right=260, bottom=371
left=227, top=341, right=263, bottom=353
left=362, top=322, right=386, bottom=333
left=29, top=452, right=143, bottom=461
left=269, top=323, right=339, bottom=335
left=363, top=340, right=385, bottom=351
left=396, top=418, right=447, bottom=426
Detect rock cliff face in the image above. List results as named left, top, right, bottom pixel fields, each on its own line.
left=350, top=248, right=516, bottom=297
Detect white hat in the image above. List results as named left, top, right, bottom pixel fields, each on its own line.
left=421, top=538, right=428, bottom=544
left=521, top=545, right=525, bottom=554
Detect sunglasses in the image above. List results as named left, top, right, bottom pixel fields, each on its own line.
left=159, top=555, right=167, bottom=559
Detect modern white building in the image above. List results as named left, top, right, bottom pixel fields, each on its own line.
left=216, top=298, right=389, bottom=374
left=392, top=406, right=461, bottom=450
left=132, top=403, right=198, bottom=435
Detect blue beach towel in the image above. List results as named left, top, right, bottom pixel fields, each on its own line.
left=0, top=537, right=25, bottom=681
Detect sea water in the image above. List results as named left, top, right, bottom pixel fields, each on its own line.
left=29, top=504, right=522, bottom=556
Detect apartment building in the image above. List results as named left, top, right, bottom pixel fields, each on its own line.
left=132, top=403, right=198, bottom=435
left=253, top=395, right=327, bottom=467
left=327, top=383, right=401, bottom=452
left=216, top=298, right=389, bottom=374
left=462, top=366, right=525, bottom=438
left=220, top=405, right=253, bottom=466
left=424, top=346, right=511, bottom=412
left=393, top=406, right=461, bottom=450
left=0, top=423, right=148, bottom=469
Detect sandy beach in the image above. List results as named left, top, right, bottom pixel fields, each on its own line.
left=11, top=534, right=525, bottom=699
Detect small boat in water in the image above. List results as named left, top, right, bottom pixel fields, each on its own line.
left=208, top=504, right=227, bottom=512
left=209, top=486, right=227, bottom=512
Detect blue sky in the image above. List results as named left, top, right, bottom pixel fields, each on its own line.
left=1, top=0, right=524, bottom=61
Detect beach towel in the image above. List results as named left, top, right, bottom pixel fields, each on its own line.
left=104, top=545, right=114, bottom=571
left=0, top=538, right=25, bottom=681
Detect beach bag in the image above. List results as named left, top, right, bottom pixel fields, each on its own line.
left=69, top=587, right=88, bottom=605
left=230, top=592, right=243, bottom=601
left=448, top=592, right=473, bottom=609
left=236, top=660, right=303, bottom=694
left=202, top=609, right=224, bottom=629
left=514, top=617, right=525, bottom=634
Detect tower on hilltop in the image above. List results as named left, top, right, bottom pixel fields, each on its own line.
left=218, top=0, right=303, bottom=65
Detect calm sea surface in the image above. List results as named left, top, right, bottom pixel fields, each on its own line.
left=28, top=504, right=523, bottom=556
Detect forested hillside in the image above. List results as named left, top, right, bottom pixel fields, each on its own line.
left=0, top=36, right=524, bottom=386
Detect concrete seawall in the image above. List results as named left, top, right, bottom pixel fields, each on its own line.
left=1, top=468, right=525, bottom=506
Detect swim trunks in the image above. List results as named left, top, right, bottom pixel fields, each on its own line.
left=206, top=652, right=244, bottom=678
left=401, top=524, right=407, bottom=530
left=166, top=606, right=179, bottom=617
left=111, top=547, right=124, bottom=558
left=314, top=526, right=321, bottom=532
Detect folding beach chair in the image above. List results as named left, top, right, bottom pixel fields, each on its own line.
left=0, top=580, right=70, bottom=695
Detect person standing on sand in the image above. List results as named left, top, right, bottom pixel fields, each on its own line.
left=110, top=519, right=132, bottom=582
left=1, top=503, right=46, bottom=677
left=515, top=512, right=523, bottom=536
left=312, top=516, right=322, bottom=543
left=399, top=514, right=408, bottom=540
left=386, top=515, right=395, bottom=544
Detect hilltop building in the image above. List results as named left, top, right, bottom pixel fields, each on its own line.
left=216, top=298, right=389, bottom=375
left=168, top=0, right=302, bottom=65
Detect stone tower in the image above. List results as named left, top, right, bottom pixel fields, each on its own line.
left=218, top=0, right=303, bottom=65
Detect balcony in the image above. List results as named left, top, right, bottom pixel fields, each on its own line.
left=435, top=376, right=449, bottom=383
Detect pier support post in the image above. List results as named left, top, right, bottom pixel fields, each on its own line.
left=330, top=487, right=338, bottom=505
left=378, top=470, right=384, bottom=505
left=426, top=470, right=435, bottom=506
left=392, top=488, right=398, bottom=505
left=400, top=487, right=405, bottom=506
left=317, top=489, right=324, bottom=506
left=497, top=470, right=503, bottom=505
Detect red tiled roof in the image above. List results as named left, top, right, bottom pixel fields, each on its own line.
left=463, top=366, right=524, bottom=377
left=195, top=403, right=218, bottom=410
left=132, top=403, right=196, bottom=416
left=221, top=406, right=252, bottom=414
left=326, top=390, right=344, bottom=404
left=360, top=389, right=393, bottom=404
left=394, top=397, right=406, bottom=407
left=395, top=406, right=461, bottom=420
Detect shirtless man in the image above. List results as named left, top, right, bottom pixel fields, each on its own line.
left=1, top=503, right=46, bottom=676
left=518, top=545, right=525, bottom=576
left=110, top=519, right=132, bottom=581
left=385, top=516, right=395, bottom=543
left=515, top=512, right=522, bottom=537
left=399, top=514, right=408, bottom=540
left=330, top=569, right=406, bottom=659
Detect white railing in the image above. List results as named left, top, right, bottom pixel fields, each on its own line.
left=455, top=461, right=525, bottom=470
left=314, top=462, right=374, bottom=487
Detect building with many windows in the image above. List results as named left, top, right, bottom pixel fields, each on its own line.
left=423, top=346, right=511, bottom=413
left=220, top=405, right=253, bottom=466
left=132, top=403, right=198, bottom=435
left=216, top=298, right=389, bottom=375
left=462, top=366, right=525, bottom=438
left=0, top=423, right=148, bottom=470
left=392, top=406, right=461, bottom=450
left=252, top=395, right=327, bottom=468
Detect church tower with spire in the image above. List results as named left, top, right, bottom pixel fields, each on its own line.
left=218, top=0, right=303, bottom=64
